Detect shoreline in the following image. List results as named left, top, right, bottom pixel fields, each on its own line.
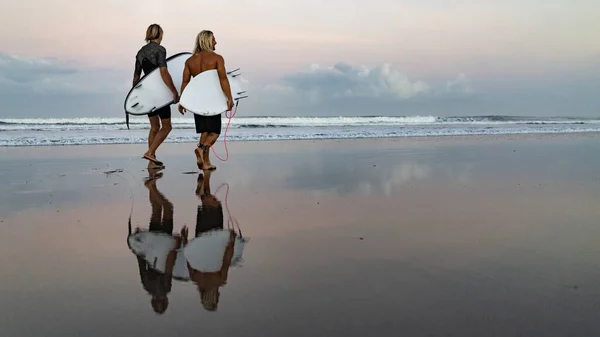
left=2, top=130, right=600, bottom=151
left=2, top=131, right=599, bottom=160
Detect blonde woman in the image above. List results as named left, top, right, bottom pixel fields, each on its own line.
left=133, top=23, right=179, bottom=168
left=178, top=30, right=233, bottom=171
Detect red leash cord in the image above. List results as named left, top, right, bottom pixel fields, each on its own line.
left=214, top=182, right=241, bottom=235
left=211, top=101, right=239, bottom=162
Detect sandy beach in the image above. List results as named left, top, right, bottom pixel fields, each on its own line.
left=2, top=133, right=600, bottom=337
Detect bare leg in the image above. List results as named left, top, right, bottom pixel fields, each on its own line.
left=159, top=191, right=174, bottom=229
left=145, top=118, right=172, bottom=159
left=199, top=133, right=208, bottom=146
left=146, top=180, right=163, bottom=226
left=194, top=133, right=209, bottom=170
left=196, top=170, right=212, bottom=196
left=202, top=133, right=220, bottom=171
left=148, top=116, right=160, bottom=150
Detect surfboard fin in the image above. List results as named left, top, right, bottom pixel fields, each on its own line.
left=227, top=68, right=240, bottom=75
left=125, top=111, right=130, bottom=130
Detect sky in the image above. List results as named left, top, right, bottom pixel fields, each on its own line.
left=0, top=0, right=599, bottom=118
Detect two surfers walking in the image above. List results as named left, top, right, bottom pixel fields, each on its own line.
left=132, top=25, right=233, bottom=171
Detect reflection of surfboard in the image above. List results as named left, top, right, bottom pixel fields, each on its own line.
left=128, top=232, right=191, bottom=281
left=183, top=229, right=247, bottom=272
left=124, top=52, right=192, bottom=116
left=172, top=249, right=190, bottom=281
left=184, top=230, right=231, bottom=272
left=231, top=237, right=246, bottom=267
left=179, top=68, right=248, bottom=116
left=128, top=232, right=175, bottom=272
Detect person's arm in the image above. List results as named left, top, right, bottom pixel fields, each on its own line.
left=218, top=232, right=236, bottom=284
left=180, top=61, right=191, bottom=95
left=132, top=58, right=142, bottom=86
left=164, top=236, right=182, bottom=276
left=178, top=62, right=191, bottom=114
left=216, top=55, right=233, bottom=110
left=157, top=47, right=179, bottom=101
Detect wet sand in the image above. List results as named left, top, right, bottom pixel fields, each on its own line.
left=1, top=134, right=600, bottom=337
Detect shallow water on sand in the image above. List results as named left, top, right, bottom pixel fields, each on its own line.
left=1, top=136, right=600, bottom=337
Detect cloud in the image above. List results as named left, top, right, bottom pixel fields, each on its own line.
left=0, top=53, right=131, bottom=117
left=0, top=53, right=78, bottom=83
left=0, top=53, right=128, bottom=96
left=1, top=53, right=599, bottom=118
left=445, top=73, right=472, bottom=94
left=249, top=62, right=475, bottom=115
left=272, top=62, right=433, bottom=103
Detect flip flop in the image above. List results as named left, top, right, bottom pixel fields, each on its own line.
left=143, top=154, right=163, bottom=166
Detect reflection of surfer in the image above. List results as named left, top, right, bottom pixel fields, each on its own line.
left=180, top=171, right=236, bottom=311
left=128, top=173, right=184, bottom=314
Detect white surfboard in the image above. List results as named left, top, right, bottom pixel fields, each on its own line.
left=231, top=236, right=246, bottom=267
left=124, top=52, right=192, bottom=116
left=128, top=231, right=191, bottom=281
left=179, top=68, right=248, bottom=116
left=128, top=231, right=176, bottom=272
left=183, top=230, right=232, bottom=272
left=182, top=229, right=247, bottom=272
left=172, top=249, right=190, bottom=281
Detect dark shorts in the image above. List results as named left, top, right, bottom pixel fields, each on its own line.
left=149, top=220, right=174, bottom=235
left=194, top=113, right=222, bottom=134
left=195, top=205, right=224, bottom=237
left=148, top=105, right=171, bottom=120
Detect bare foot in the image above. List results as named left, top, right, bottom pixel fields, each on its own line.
left=195, top=173, right=204, bottom=197
left=144, top=172, right=163, bottom=186
left=143, top=152, right=163, bottom=166
left=148, top=161, right=165, bottom=170
left=203, top=161, right=217, bottom=171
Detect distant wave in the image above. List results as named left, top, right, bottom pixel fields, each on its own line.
left=1, top=127, right=599, bottom=147
left=1, top=115, right=600, bottom=146
left=2, top=115, right=600, bottom=132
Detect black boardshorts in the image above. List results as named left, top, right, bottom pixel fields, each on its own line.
left=194, top=113, right=222, bottom=134
left=148, top=105, right=171, bottom=120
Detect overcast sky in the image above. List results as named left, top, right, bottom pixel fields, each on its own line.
left=1, top=0, right=599, bottom=118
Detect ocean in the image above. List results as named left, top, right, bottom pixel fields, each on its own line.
left=1, top=115, right=600, bottom=147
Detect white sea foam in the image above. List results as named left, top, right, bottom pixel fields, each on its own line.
left=1, top=116, right=599, bottom=146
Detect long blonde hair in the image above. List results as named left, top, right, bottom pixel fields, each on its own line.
left=194, top=30, right=215, bottom=53
left=145, top=24, right=163, bottom=42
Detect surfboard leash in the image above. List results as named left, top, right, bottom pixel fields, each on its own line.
left=211, top=100, right=240, bottom=162
left=214, top=182, right=242, bottom=237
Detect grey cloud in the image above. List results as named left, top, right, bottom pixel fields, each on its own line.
left=246, top=62, right=476, bottom=116
left=246, top=62, right=600, bottom=117
left=0, top=53, right=129, bottom=96
left=444, top=73, right=472, bottom=94
left=1, top=53, right=599, bottom=118
left=0, top=53, right=79, bottom=83
left=0, top=53, right=131, bottom=118
left=279, top=62, right=433, bottom=103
